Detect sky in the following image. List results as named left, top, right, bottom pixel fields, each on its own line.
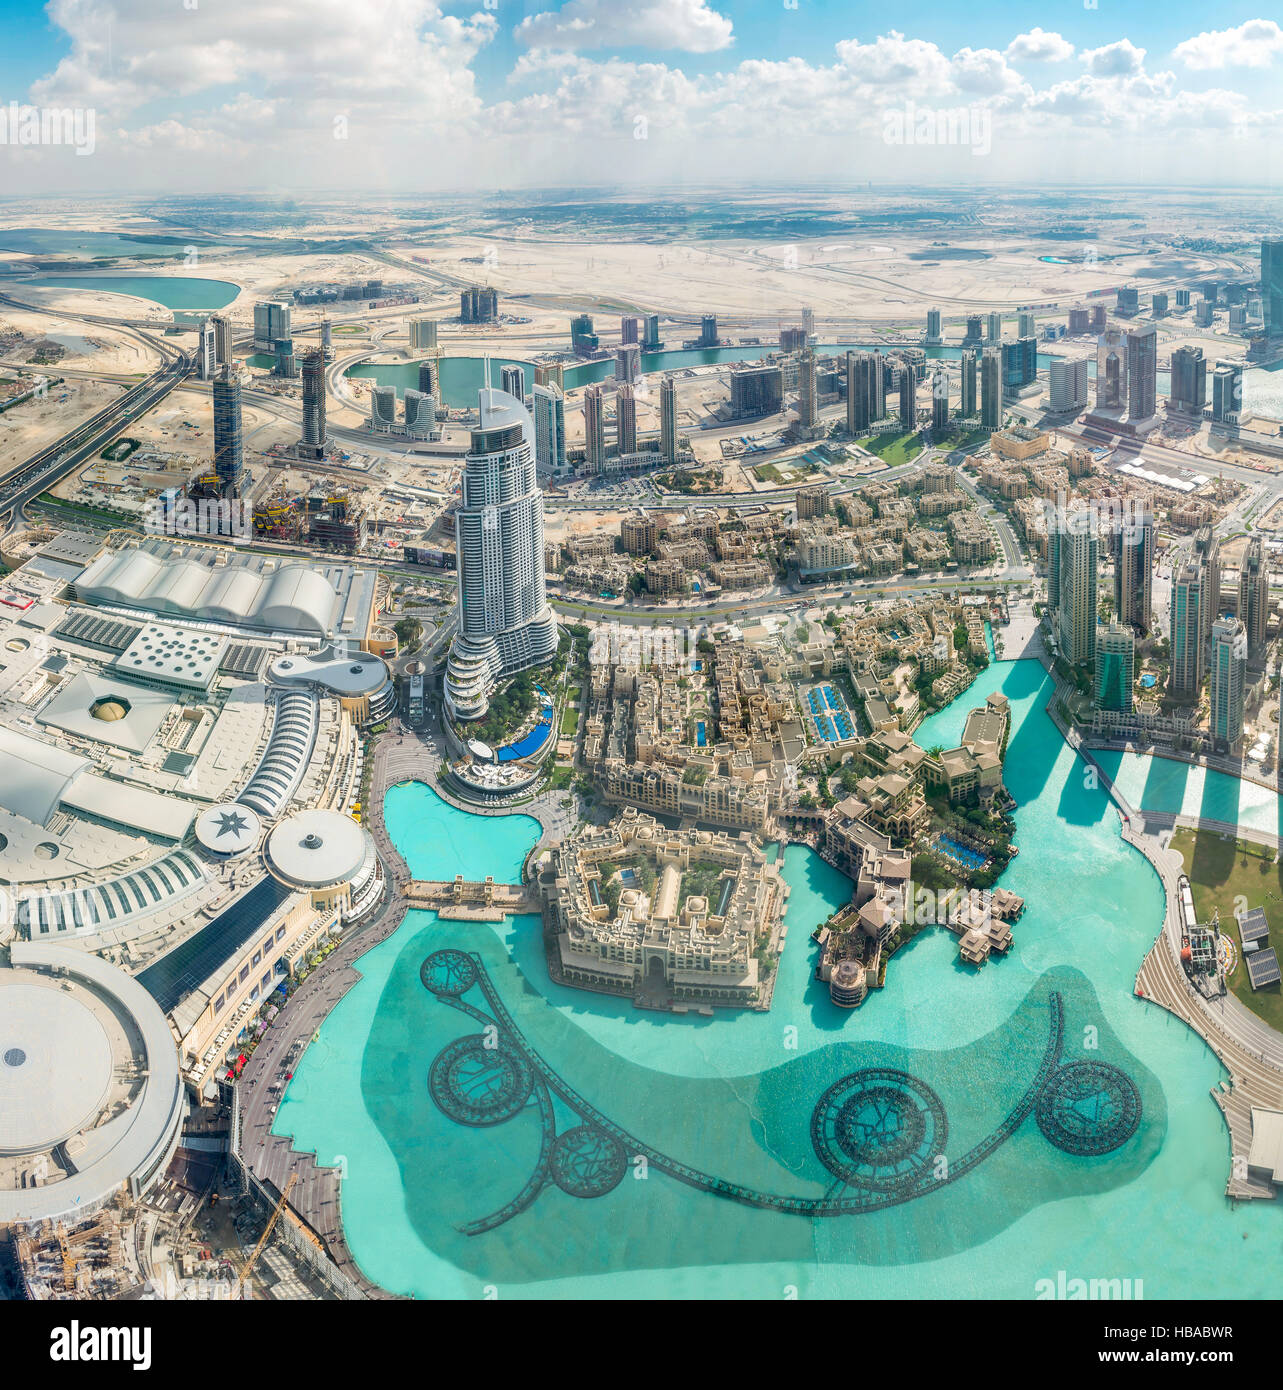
left=0, top=0, right=1281, bottom=194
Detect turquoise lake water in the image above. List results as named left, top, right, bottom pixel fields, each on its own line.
left=0, top=228, right=233, bottom=259
left=274, top=664, right=1283, bottom=1299
left=15, top=275, right=240, bottom=311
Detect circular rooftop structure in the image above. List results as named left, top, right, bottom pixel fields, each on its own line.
left=1, top=984, right=113, bottom=1155
left=194, top=802, right=262, bottom=857
left=270, top=647, right=389, bottom=698
left=0, top=945, right=183, bottom=1228
left=266, top=808, right=371, bottom=890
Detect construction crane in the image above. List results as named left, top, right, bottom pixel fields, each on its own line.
left=236, top=1171, right=297, bottom=1297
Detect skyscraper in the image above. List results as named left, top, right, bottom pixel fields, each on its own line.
left=930, top=368, right=949, bottom=432
left=960, top=348, right=977, bottom=417
left=643, top=314, right=662, bottom=350
left=1126, top=323, right=1157, bottom=420
left=1211, top=361, right=1243, bottom=422
left=501, top=364, right=525, bottom=401
left=583, top=383, right=606, bottom=471
left=1095, top=623, right=1135, bottom=713
left=1208, top=618, right=1247, bottom=748
left=212, top=370, right=243, bottom=497
left=533, top=382, right=566, bottom=476
left=846, top=351, right=872, bottom=435
left=1116, top=286, right=1139, bottom=317
left=621, top=315, right=639, bottom=344
left=980, top=348, right=1001, bottom=428
left=418, top=360, right=437, bottom=397
left=1049, top=356, right=1088, bottom=413
left=210, top=314, right=231, bottom=369
left=1195, top=526, right=1222, bottom=643
left=802, top=306, right=815, bottom=338
left=987, top=312, right=1002, bottom=344
left=1096, top=328, right=1127, bottom=410
left=871, top=351, right=886, bottom=420
left=300, top=348, right=328, bottom=459
left=1068, top=306, right=1089, bottom=336
left=1112, top=505, right=1153, bottom=634
left=320, top=318, right=332, bottom=354
left=925, top=307, right=942, bottom=345
left=798, top=349, right=818, bottom=428
left=460, top=286, right=498, bottom=323
left=197, top=318, right=216, bottom=380
left=615, top=344, right=640, bottom=384
left=410, top=319, right=438, bottom=351
left=570, top=315, right=597, bottom=353
left=444, top=388, right=558, bottom=721
left=898, top=364, right=916, bottom=428
left=616, top=381, right=637, bottom=455
left=1001, top=337, right=1036, bottom=392
left=700, top=315, right=718, bottom=347
left=1169, top=558, right=1205, bottom=703
left=1018, top=311, right=1036, bottom=340
left=962, top=314, right=984, bottom=346
left=1090, top=304, right=1107, bottom=332
left=1150, top=292, right=1169, bottom=318
left=253, top=300, right=291, bottom=351
left=660, top=375, right=678, bottom=465
left=369, top=385, right=398, bottom=433
left=1169, top=346, right=1206, bottom=414
left=1056, top=511, right=1099, bottom=667
left=1239, top=537, right=1269, bottom=662
left=404, top=389, right=436, bottom=440
left=1263, top=237, right=1283, bottom=338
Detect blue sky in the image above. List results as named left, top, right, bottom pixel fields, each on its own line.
left=1, top=1, right=1281, bottom=191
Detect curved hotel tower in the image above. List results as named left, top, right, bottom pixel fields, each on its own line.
left=445, top=387, right=558, bottom=720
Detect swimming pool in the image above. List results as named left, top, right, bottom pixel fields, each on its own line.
left=695, top=721, right=707, bottom=747
left=935, top=833, right=990, bottom=870
left=1139, top=674, right=1157, bottom=689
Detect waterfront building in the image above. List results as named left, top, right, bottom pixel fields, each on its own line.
left=1048, top=356, right=1088, bottom=412
left=583, top=383, right=606, bottom=471
left=1169, top=346, right=1206, bottom=414
left=404, top=388, right=436, bottom=440
left=1211, top=361, right=1243, bottom=423
left=212, top=370, right=243, bottom=497
left=700, top=315, right=718, bottom=347
left=730, top=365, right=783, bottom=419
left=1209, top=617, right=1247, bottom=749
left=925, top=307, right=942, bottom=344
left=643, top=314, right=662, bottom=349
left=1056, top=510, right=1099, bottom=667
left=418, top=359, right=437, bottom=396
left=273, top=338, right=296, bottom=379
left=444, top=387, right=558, bottom=721
left=660, top=374, right=678, bottom=465
left=369, top=384, right=398, bottom=434
left=535, top=361, right=565, bottom=390
left=1126, top=323, right=1158, bottom=420
left=533, top=382, right=567, bottom=476
left=252, top=299, right=290, bottom=351
left=1169, top=556, right=1205, bottom=703
left=979, top=348, right=1001, bottom=428
left=615, top=344, right=640, bottom=384
left=1095, top=623, right=1135, bottom=713
left=570, top=314, right=598, bottom=353
left=962, top=314, right=984, bottom=346
left=409, top=318, right=438, bottom=351
left=621, top=315, right=639, bottom=344
left=300, top=348, right=328, bottom=459
left=500, top=364, right=524, bottom=401
left=780, top=326, right=808, bottom=353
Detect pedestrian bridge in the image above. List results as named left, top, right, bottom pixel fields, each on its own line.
left=403, top=876, right=541, bottom=920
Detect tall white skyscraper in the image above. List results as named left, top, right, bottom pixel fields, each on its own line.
left=1056, top=512, right=1099, bottom=666
left=1049, top=356, right=1088, bottom=412
left=583, top=384, right=606, bottom=472
left=444, top=389, right=558, bottom=721
left=197, top=318, right=217, bottom=380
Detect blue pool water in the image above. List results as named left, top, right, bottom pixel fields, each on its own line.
left=695, top=721, right=707, bottom=747
left=275, top=660, right=1283, bottom=1299
left=936, top=834, right=988, bottom=869
left=1139, top=673, right=1157, bottom=689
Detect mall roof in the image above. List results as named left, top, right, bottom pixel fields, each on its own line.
left=0, top=725, right=89, bottom=827
left=269, top=645, right=389, bottom=698
left=266, top=809, right=371, bottom=889
left=77, top=545, right=343, bottom=637
left=37, top=670, right=173, bottom=754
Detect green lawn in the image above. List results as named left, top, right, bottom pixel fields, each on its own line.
left=1173, top=827, right=1283, bottom=1032
left=560, top=706, right=578, bottom=737
left=853, top=431, right=924, bottom=466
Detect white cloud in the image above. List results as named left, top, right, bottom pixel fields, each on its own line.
left=1005, top=28, right=1074, bottom=63
left=1173, top=19, right=1283, bottom=70
left=1080, top=39, right=1147, bottom=77
left=835, top=30, right=951, bottom=85
left=515, top=0, right=733, bottom=53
